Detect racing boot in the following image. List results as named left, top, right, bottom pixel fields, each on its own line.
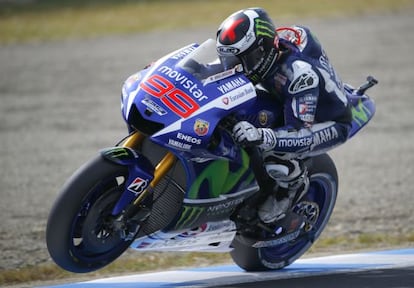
left=258, top=160, right=309, bottom=230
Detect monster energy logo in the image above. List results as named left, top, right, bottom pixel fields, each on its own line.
left=103, top=147, right=130, bottom=158
left=255, top=19, right=275, bottom=38
left=174, top=206, right=205, bottom=229
left=250, top=74, right=260, bottom=83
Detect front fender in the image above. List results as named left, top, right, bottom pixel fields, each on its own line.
left=100, top=147, right=155, bottom=215
left=101, top=147, right=147, bottom=166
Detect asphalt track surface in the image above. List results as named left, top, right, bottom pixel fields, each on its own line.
left=44, top=249, right=414, bottom=287
left=1, top=5, right=414, bottom=288
left=227, top=268, right=414, bottom=288
left=235, top=268, right=414, bottom=288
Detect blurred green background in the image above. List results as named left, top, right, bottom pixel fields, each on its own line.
left=1, top=0, right=413, bottom=44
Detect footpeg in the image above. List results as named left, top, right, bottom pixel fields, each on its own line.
left=252, top=229, right=302, bottom=248
left=253, top=212, right=305, bottom=248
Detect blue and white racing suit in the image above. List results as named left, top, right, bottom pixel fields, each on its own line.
left=254, top=26, right=352, bottom=192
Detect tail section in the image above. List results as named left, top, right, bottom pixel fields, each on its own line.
left=346, top=76, right=378, bottom=139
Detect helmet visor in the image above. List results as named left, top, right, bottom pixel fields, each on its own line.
left=239, top=46, right=266, bottom=74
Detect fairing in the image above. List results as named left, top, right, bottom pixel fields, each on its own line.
left=121, top=39, right=258, bottom=153
left=345, top=85, right=376, bottom=138
left=117, top=39, right=376, bottom=252
left=119, top=40, right=266, bottom=231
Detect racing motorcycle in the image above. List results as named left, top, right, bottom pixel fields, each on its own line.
left=46, top=38, right=377, bottom=273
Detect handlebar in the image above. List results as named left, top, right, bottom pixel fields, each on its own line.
left=355, top=76, right=378, bottom=95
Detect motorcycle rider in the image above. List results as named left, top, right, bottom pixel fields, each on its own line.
left=216, top=8, right=352, bottom=229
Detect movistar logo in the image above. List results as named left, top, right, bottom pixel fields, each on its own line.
left=255, top=19, right=275, bottom=38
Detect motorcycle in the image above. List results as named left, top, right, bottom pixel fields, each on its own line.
left=46, top=38, right=376, bottom=273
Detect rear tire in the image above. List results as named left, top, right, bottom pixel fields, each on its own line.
left=230, top=153, right=338, bottom=271
left=46, top=155, right=132, bottom=273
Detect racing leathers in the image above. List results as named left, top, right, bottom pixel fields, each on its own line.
left=233, top=26, right=352, bottom=223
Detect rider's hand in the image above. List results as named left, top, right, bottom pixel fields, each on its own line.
left=232, top=121, right=277, bottom=150
left=233, top=121, right=263, bottom=146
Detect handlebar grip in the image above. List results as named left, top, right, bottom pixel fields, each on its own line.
left=356, top=76, right=378, bottom=95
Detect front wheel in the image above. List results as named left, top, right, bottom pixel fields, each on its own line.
left=46, top=155, right=132, bottom=273
left=230, top=153, right=338, bottom=271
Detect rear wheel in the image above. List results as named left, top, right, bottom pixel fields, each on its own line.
left=230, top=153, right=338, bottom=271
left=46, top=155, right=132, bottom=273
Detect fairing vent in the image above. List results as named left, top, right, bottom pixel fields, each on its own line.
left=128, top=104, right=164, bottom=135
left=138, top=175, right=184, bottom=236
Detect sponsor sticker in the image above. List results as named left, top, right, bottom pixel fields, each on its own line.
left=259, top=111, right=269, bottom=126
left=140, top=74, right=200, bottom=118
left=288, top=71, right=318, bottom=94
left=141, top=98, right=168, bottom=116
left=217, top=77, right=247, bottom=94
left=170, top=45, right=197, bottom=60
left=157, top=66, right=208, bottom=102
left=194, top=119, right=209, bottom=136
left=217, top=46, right=240, bottom=55
left=297, top=95, right=317, bottom=123
left=177, top=132, right=202, bottom=145
left=168, top=139, right=192, bottom=150
left=127, top=177, right=149, bottom=196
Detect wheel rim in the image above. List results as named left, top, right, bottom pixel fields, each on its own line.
left=80, top=189, right=122, bottom=254
left=68, top=174, right=130, bottom=263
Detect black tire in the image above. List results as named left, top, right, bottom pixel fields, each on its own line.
left=230, top=153, right=338, bottom=271
left=46, top=155, right=132, bottom=273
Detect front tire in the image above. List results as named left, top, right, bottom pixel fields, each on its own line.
left=46, top=155, right=131, bottom=273
left=230, top=153, right=338, bottom=271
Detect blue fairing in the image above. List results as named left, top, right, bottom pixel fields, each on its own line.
left=118, top=40, right=270, bottom=227
left=117, top=39, right=375, bottom=227
left=345, top=85, right=376, bottom=139
left=121, top=40, right=259, bottom=159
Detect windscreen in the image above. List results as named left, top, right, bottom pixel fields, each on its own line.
left=177, top=39, right=226, bottom=81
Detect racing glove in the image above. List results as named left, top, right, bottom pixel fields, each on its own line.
left=232, top=121, right=277, bottom=150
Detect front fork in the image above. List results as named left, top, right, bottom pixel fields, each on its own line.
left=117, top=132, right=177, bottom=237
